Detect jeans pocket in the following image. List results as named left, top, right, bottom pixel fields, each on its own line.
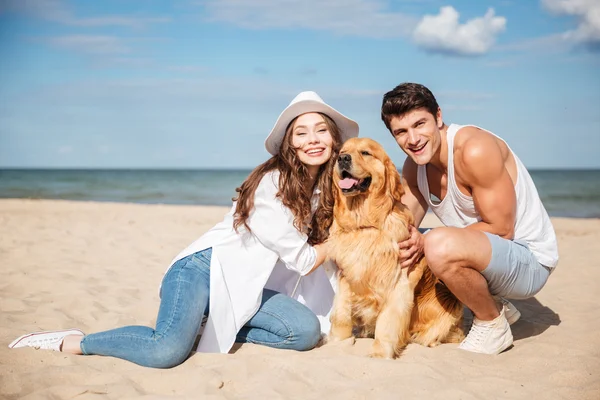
left=194, top=248, right=212, bottom=268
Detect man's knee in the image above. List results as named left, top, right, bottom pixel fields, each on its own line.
left=423, top=227, right=459, bottom=275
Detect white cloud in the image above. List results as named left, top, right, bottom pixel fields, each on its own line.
left=199, top=0, right=417, bottom=38
left=2, top=1, right=169, bottom=61
left=412, top=6, right=506, bottom=56
left=45, top=35, right=130, bottom=55
left=2, top=0, right=170, bottom=28
left=542, top=0, right=600, bottom=45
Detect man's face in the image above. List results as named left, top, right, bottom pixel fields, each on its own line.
left=388, top=108, right=443, bottom=165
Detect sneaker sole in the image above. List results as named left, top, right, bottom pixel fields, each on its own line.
left=496, top=332, right=514, bottom=355
left=8, top=329, right=85, bottom=349
left=458, top=332, right=514, bottom=355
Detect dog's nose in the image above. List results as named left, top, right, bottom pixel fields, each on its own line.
left=338, top=154, right=352, bottom=166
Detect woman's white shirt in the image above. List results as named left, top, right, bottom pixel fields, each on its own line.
left=160, top=170, right=338, bottom=353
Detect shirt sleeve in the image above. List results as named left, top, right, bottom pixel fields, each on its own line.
left=245, top=172, right=317, bottom=276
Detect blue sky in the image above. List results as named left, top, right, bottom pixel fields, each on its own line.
left=0, top=0, right=599, bottom=169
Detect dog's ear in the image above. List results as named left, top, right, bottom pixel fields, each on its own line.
left=385, top=158, right=405, bottom=203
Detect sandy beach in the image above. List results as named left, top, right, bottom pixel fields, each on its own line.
left=1, top=198, right=599, bottom=400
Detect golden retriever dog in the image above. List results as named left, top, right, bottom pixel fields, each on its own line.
left=327, top=137, right=464, bottom=359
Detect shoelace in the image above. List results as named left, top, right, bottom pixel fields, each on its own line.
left=463, top=322, right=494, bottom=347
left=29, top=336, right=62, bottom=350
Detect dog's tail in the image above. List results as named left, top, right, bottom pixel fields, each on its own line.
left=410, top=270, right=465, bottom=347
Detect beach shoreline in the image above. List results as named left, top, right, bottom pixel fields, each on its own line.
left=2, top=168, right=599, bottom=218
left=1, top=199, right=599, bottom=399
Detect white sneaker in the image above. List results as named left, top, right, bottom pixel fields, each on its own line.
left=8, top=329, right=85, bottom=351
left=458, top=309, right=513, bottom=355
left=494, top=296, right=521, bottom=325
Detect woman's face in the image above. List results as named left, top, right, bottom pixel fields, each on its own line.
left=291, top=112, right=334, bottom=175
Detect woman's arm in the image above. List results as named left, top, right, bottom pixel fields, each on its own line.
left=245, top=172, right=321, bottom=276
left=304, top=241, right=329, bottom=275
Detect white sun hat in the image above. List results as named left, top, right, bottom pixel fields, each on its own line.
left=264, top=91, right=359, bottom=155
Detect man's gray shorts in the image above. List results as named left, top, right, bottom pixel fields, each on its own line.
left=481, top=232, right=552, bottom=300
left=419, top=228, right=552, bottom=300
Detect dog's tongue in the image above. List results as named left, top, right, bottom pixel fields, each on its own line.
left=339, top=177, right=359, bottom=189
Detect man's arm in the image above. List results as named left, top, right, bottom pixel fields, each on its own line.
left=455, top=129, right=516, bottom=239
left=401, top=157, right=428, bottom=228
left=398, top=158, right=429, bottom=268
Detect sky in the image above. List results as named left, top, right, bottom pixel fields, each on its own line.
left=0, top=0, right=599, bottom=169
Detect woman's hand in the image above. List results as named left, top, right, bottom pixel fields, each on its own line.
left=301, top=240, right=331, bottom=276
left=398, top=225, right=425, bottom=269
left=312, top=241, right=330, bottom=270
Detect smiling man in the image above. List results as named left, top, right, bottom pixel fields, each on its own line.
left=380, top=83, right=559, bottom=355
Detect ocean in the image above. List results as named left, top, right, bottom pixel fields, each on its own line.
left=1, top=169, right=599, bottom=218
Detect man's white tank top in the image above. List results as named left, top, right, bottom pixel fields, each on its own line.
left=416, top=124, right=558, bottom=268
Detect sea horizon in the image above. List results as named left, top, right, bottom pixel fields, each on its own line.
left=1, top=168, right=599, bottom=218
left=3, top=167, right=600, bottom=171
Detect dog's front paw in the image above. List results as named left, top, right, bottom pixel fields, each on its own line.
left=329, top=323, right=353, bottom=342
left=368, top=351, right=394, bottom=359
left=369, top=339, right=396, bottom=359
left=327, top=335, right=356, bottom=347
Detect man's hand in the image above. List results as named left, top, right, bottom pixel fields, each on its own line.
left=398, top=225, right=425, bottom=269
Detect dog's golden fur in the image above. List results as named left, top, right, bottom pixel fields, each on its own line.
left=327, top=137, right=464, bottom=359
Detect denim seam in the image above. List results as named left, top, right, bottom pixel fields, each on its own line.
left=80, top=336, right=89, bottom=354
left=196, top=254, right=211, bottom=264
left=156, top=261, right=188, bottom=342
left=82, top=263, right=187, bottom=355
left=196, top=248, right=212, bottom=264
left=241, top=309, right=295, bottom=347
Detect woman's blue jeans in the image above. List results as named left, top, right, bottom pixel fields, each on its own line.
left=80, top=248, right=321, bottom=368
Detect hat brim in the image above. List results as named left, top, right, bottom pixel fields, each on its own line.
left=265, top=100, right=359, bottom=155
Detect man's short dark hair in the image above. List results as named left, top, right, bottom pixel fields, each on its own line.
left=381, top=83, right=440, bottom=131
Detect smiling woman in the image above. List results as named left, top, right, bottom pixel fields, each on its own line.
left=291, top=113, right=335, bottom=181
left=9, top=91, right=360, bottom=368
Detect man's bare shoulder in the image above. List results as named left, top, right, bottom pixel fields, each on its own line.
left=454, top=126, right=499, bottom=165
left=402, top=157, right=419, bottom=186
left=454, top=126, right=504, bottom=183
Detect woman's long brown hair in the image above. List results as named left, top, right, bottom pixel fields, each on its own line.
left=233, top=113, right=342, bottom=245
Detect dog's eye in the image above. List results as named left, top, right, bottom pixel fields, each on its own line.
left=361, top=151, right=371, bottom=156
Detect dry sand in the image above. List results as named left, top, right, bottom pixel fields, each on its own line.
left=1, top=199, right=599, bottom=400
